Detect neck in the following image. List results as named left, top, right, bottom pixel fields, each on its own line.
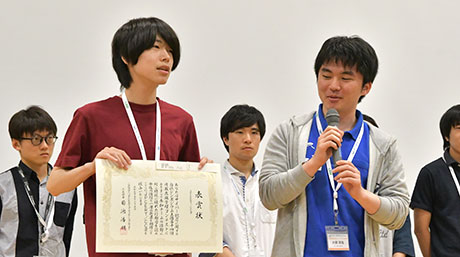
left=124, top=83, right=159, bottom=105
left=228, top=157, right=254, bottom=178
left=22, top=160, right=48, bottom=182
left=322, top=106, right=357, bottom=131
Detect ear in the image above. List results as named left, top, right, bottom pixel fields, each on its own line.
left=445, top=136, right=450, bottom=142
left=12, top=139, right=21, bottom=152
left=223, top=137, right=229, bottom=146
left=121, top=56, right=129, bottom=65
left=361, top=82, right=372, bottom=97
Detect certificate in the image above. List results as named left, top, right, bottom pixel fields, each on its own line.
left=95, top=159, right=222, bottom=253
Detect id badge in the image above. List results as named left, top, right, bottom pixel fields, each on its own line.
left=325, top=225, right=350, bottom=251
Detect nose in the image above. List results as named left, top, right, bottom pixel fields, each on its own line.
left=243, top=133, right=252, bottom=143
left=160, top=48, right=171, bottom=62
left=329, top=78, right=341, bottom=91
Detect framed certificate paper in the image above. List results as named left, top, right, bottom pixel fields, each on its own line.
left=95, top=159, right=222, bottom=253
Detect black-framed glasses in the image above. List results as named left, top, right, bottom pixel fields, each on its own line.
left=20, top=135, right=58, bottom=146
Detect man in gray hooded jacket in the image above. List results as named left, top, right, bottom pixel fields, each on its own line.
left=259, top=36, right=409, bottom=257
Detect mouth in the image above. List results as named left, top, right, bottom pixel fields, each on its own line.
left=327, top=95, right=342, bottom=102
left=242, top=147, right=253, bottom=151
left=157, top=65, right=170, bottom=74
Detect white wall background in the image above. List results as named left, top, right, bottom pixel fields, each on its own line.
left=1, top=1, right=459, bottom=256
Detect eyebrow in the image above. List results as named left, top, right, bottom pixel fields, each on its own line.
left=320, top=67, right=355, bottom=76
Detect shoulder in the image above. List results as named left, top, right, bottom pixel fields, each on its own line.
left=289, top=112, right=315, bottom=127
left=75, top=96, right=121, bottom=116
left=0, top=167, right=15, bottom=177
left=158, top=98, right=194, bottom=122
left=419, top=158, right=445, bottom=176
left=367, top=123, right=398, bottom=154
left=275, top=112, right=315, bottom=133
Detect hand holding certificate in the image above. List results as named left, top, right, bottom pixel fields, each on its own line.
left=96, top=159, right=222, bottom=253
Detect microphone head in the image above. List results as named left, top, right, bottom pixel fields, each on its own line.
left=325, top=108, right=340, bottom=127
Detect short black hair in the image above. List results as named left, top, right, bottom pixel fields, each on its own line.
left=220, top=104, right=266, bottom=152
left=440, top=104, right=460, bottom=150
left=112, top=17, right=181, bottom=89
left=9, top=105, right=57, bottom=140
left=314, top=36, right=378, bottom=103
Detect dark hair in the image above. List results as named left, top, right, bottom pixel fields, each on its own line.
left=440, top=104, right=460, bottom=150
left=314, top=36, right=378, bottom=103
left=363, top=114, right=379, bottom=128
left=9, top=105, right=57, bottom=140
left=220, top=104, right=266, bottom=152
left=112, top=17, right=181, bottom=88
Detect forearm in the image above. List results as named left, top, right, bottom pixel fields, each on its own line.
left=47, top=162, right=95, bottom=196
left=302, top=156, right=323, bottom=177
left=353, top=188, right=381, bottom=215
left=415, top=230, right=431, bottom=257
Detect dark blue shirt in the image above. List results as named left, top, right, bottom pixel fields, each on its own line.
left=304, top=105, right=370, bottom=257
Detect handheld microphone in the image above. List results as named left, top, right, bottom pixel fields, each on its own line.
left=325, top=108, right=342, bottom=166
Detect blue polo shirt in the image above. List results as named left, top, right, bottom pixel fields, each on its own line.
left=304, top=105, right=370, bottom=257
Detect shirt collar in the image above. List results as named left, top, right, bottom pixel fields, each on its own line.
left=18, top=161, right=51, bottom=183
left=444, top=150, right=459, bottom=167
left=18, top=161, right=37, bottom=181
left=317, top=104, right=364, bottom=140
left=224, top=159, right=258, bottom=177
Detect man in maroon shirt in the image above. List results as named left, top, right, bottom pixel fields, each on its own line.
left=47, top=17, right=210, bottom=257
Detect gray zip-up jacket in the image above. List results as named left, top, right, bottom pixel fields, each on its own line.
left=259, top=112, right=409, bottom=257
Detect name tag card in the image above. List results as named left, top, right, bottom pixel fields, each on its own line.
left=325, top=225, right=350, bottom=251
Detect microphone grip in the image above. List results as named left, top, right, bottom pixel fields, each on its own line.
left=332, top=147, right=342, bottom=166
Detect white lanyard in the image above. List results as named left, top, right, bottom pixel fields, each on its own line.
left=17, top=167, right=55, bottom=243
left=121, top=90, right=161, bottom=161
left=442, top=157, right=460, bottom=198
left=315, top=112, right=364, bottom=225
left=224, top=163, right=259, bottom=247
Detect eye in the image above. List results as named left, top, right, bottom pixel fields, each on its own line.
left=322, top=75, right=331, bottom=79
left=46, top=136, right=56, bottom=144
left=32, top=136, right=43, bottom=145
left=342, top=77, right=352, bottom=81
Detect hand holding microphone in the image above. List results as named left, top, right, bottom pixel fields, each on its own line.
left=325, top=108, right=342, bottom=166
left=303, top=109, right=344, bottom=177
left=325, top=108, right=365, bottom=199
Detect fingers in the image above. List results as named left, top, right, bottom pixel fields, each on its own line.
left=320, top=126, right=344, bottom=150
left=95, top=147, right=132, bottom=170
left=311, top=126, right=344, bottom=165
left=332, top=161, right=360, bottom=183
left=198, top=157, right=214, bottom=170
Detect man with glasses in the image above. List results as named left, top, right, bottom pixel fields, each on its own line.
left=0, top=105, right=77, bottom=257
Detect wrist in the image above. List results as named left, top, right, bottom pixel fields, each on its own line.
left=84, top=161, right=96, bottom=175
left=302, top=156, right=322, bottom=177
